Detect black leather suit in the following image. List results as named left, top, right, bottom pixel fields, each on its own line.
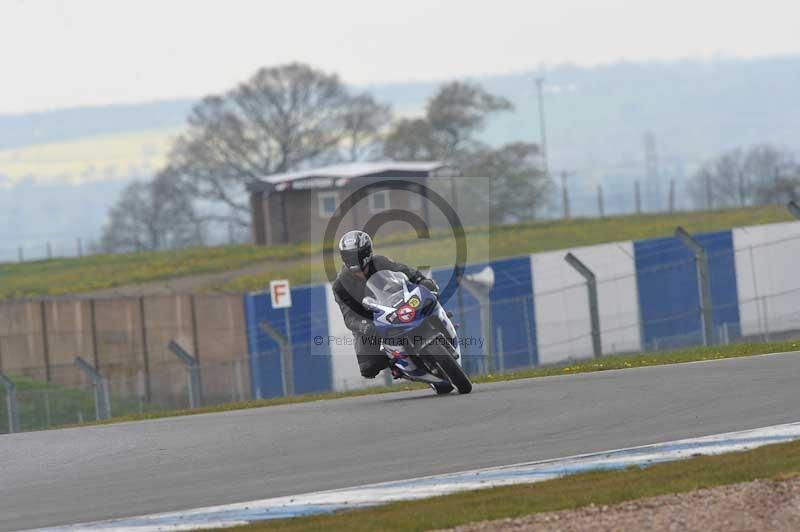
left=332, top=255, right=438, bottom=378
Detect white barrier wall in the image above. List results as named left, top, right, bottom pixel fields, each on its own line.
left=324, top=283, right=389, bottom=391
left=532, top=242, right=642, bottom=365
left=733, top=221, right=800, bottom=337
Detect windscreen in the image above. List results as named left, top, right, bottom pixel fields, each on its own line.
left=366, top=270, right=408, bottom=307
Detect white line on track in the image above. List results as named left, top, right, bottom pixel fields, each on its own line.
left=33, top=421, right=800, bottom=532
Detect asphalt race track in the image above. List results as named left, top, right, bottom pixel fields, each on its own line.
left=2, top=351, right=799, bottom=531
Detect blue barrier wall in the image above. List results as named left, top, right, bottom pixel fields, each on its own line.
left=244, top=284, right=333, bottom=398
left=634, top=230, right=740, bottom=349
left=432, top=256, right=537, bottom=373
left=434, top=264, right=484, bottom=374
left=489, top=256, right=538, bottom=369
left=243, top=228, right=749, bottom=396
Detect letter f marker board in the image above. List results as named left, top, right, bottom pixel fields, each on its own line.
left=270, top=279, right=292, bottom=309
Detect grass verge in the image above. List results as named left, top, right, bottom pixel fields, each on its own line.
left=47, top=339, right=800, bottom=429
left=0, top=205, right=791, bottom=297
left=222, top=205, right=794, bottom=292
left=228, top=436, right=800, bottom=531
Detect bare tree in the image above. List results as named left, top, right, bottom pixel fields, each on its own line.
left=689, top=145, right=800, bottom=208
left=342, top=93, right=392, bottom=161
left=746, top=144, right=800, bottom=204
left=100, top=171, right=203, bottom=252
left=383, top=81, right=512, bottom=161
left=383, top=118, right=442, bottom=161
left=458, top=142, right=551, bottom=223
left=426, top=81, right=512, bottom=157
left=689, top=148, right=751, bottom=208
left=383, top=81, right=551, bottom=218
left=168, top=63, right=387, bottom=226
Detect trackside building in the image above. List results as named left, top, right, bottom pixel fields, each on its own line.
left=246, top=161, right=458, bottom=245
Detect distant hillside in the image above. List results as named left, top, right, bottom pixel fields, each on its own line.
left=0, top=99, right=192, bottom=150
left=478, top=56, right=800, bottom=177
left=2, top=55, right=800, bottom=251
left=0, top=179, right=130, bottom=262
left=4, top=55, right=800, bottom=175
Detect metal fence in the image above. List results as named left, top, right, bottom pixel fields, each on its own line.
left=0, top=352, right=249, bottom=434
left=3, top=222, right=800, bottom=433
left=1, top=287, right=798, bottom=434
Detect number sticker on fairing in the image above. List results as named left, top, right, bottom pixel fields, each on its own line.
left=396, top=305, right=416, bottom=323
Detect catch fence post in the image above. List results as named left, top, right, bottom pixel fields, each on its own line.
left=495, top=326, right=505, bottom=372
left=564, top=253, right=602, bottom=358
left=669, top=180, right=676, bottom=213
left=635, top=181, right=642, bottom=214
left=233, top=359, right=245, bottom=401
left=0, top=373, right=20, bottom=433
left=74, top=356, right=112, bottom=420
left=521, top=297, right=535, bottom=368
left=461, top=266, right=496, bottom=374
left=168, top=340, right=203, bottom=408
left=788, top=200, right=800, bottom=219
left=675, top=226, right=714, bottom=346
left=259, top=321, right=294, bottom=396
left=597, top=185, right=605, bottom=218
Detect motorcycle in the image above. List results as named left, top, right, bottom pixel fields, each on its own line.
left=362, top=270, right=472, bottom=394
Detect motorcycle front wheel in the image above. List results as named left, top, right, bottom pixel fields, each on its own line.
left=425, top=343, right=473, bottom=394
left=430, top=382, right=454, bottom=394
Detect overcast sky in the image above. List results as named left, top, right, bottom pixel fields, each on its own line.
left=2, top=0, right=799, bottom=114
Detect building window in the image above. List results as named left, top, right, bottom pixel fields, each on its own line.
left=370, top=190, right=390, bottom=212
left=318, top=192, right=338, bottom=217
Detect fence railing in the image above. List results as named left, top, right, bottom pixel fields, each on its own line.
left=3, top=218, right=800, bottom=433
left=1, top=289, right=798, bottom=434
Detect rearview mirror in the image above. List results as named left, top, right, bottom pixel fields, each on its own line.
left=362, top=296, right=378, bottom=310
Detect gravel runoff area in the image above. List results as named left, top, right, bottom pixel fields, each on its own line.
left=440, top=475, right=800, bottom=532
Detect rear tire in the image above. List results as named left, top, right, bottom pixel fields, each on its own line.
left=426, top=344, right=472, bottom=394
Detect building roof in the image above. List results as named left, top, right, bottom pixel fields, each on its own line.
left=247, top=161, right=455, bottom=193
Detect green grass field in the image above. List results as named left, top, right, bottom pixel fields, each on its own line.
left=223, top=204, right=793, bottom=292
left=230, top=437, right=800, bottom=531
left=0, top=127, right=180, bottom=182
left=0, top=242, right=314, bottom=298
left=0, top=204, right=792, bottom=298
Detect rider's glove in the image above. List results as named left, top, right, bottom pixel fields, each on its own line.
left=420, top=278, right=439, bottom=294
left=358, top=319, right=377, bottom=337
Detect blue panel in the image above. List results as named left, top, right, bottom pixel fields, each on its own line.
left=634, top=230, right=740, bottom=349
left=433, top=256, right=537, bottom=373
left=287, top=285, right=333, bottom=394
left=244, top=292, right=285, bottom=399
left=489, top=256, right=538, bottom=370
left=243, top=285, right=333, bottom=398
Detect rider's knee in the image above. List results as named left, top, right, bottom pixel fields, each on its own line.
left=359, top=363, right=382, bottom=379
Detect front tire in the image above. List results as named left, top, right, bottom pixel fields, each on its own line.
left=431, top=382, right=454, bottom=395
left=426, top=343, right=472, bottom=394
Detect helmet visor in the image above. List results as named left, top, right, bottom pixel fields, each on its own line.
left=341, top=248, right=369, bottom=272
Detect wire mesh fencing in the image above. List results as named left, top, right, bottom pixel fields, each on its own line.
left=0, top=356, right=250, bottom=434
left=3, top=225, right=800, bottom=433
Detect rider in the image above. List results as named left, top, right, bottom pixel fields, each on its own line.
left=333, top=230, right=439, bottom=379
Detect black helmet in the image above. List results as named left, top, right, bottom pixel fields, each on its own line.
left=339, top=230, right=373, bottom=272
